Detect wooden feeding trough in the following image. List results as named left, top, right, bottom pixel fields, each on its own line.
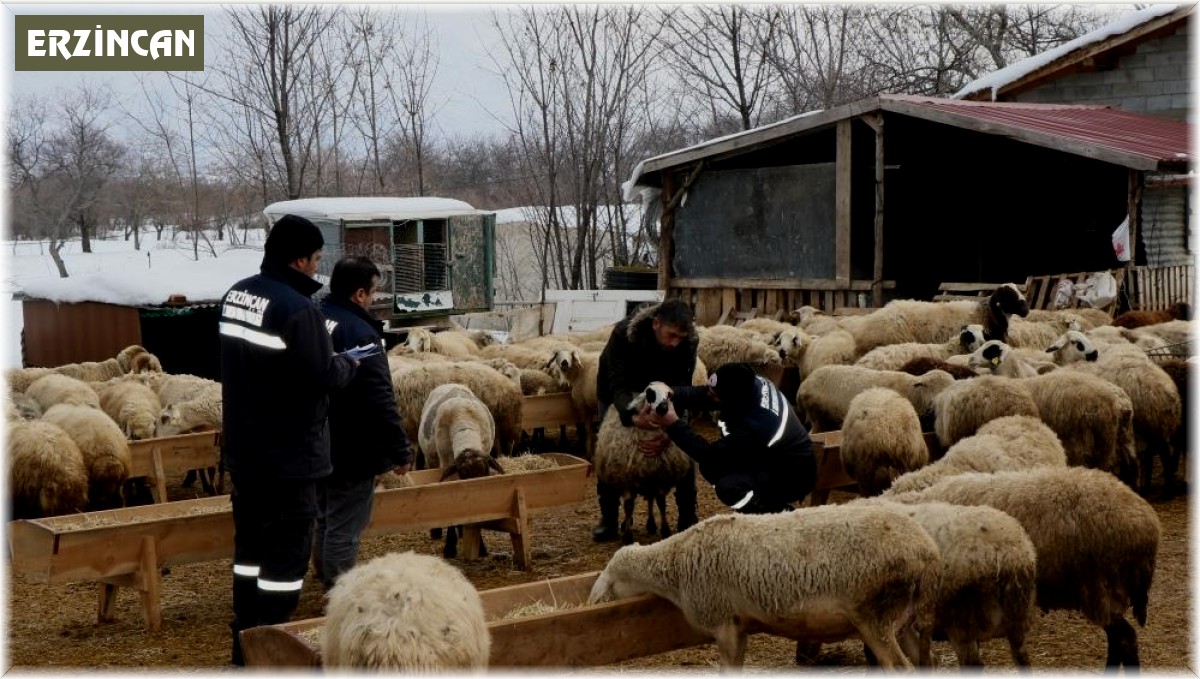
left=8, top=453, right=590, bottom=632
left=241, top=570, right=714, bottom=668
left=521, top=392, right=579, bottom=432
left=808, top=430, right=940, bottom=506
left=127, top=430, right=222, bottom=503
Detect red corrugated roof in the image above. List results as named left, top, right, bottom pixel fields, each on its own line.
left=892, top=97, right=1191, bottom=168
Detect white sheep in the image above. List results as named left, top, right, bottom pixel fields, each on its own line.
left=98, top=380, right=162, bottom=441
left=50, top=344, right=164, bottom=382
left=4, top=366, right=55, bottom=394
left=854, top=324, right=986, bottom=371
left=418, top=383, right=502, bottom=482
left=967, top=340, right=1043, bottom=378
left=1025, top=306, right=1112, bottom=331
left=891, top=467, right=1160, bottom=671
left=322, top=551, right=491, bottom=671
left=594, top=382, right=692, bottom=544
left=696, top=324, right=782, bottom=371
left=797, top=365, right=954, bottom=433
left=932, top=375, right=1040, bottom=449
left=849, top=283, right=1029, bottom=355
left=392, top=361, right=524, bottom=460
left=796, top=328, right=859, bottom=381
left=1003, top=313, right=1083, bottom=349
left=587, top=504, right=941, bottom=670
left=886, top=415, right=1066, bottom=495
left=546, top=345, right=601, bottom=458
left=840, top=387, right=929, bottom=496
left=1086, top=324, right=1170, bottom=351
left=857, top=499, right=1037, bottom=668
left=9, top=390, right=42, bottom=420
left=7, top=419, right=90, bottom=519
left=25, top=373, right=101, bottom=411
left=1132, top=319, right=1193, bottom=347
left=41, top=402, right=132, bottom=511
left=406, top=328, right=485, bottom=358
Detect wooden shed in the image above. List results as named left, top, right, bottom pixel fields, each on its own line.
left=625, top=94, right=1191, bottom=325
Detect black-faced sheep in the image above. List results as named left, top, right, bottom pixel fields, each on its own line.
left=893, top=467, right=1160, bottom=671
left=26, top=373, right=101, bottom=411
left=392, top=361, right=523, bottom=460
left=7, top=419, right=90, bottom=518
left=932, top=375, right=1040, bottom=449
left=41, top=402, right=132, bottom=510
left=858, top=499, right=1037, bottom=668
left=797, top=365, right=954, bottom=433
left=849, top=283, right=1029, bottom=355
left=322, top=551, right=490, bottom=670
left=594, top=382, right=692, bottom=544
left=587, top=505, right=941, bottom=670
left=98, top=380, right=161, bottom=441
left=840, top=388, right=929, bottom=496
left=1112, top=301, right=1191, bottom=329
left=854, top=325, right=986, bottom=371
left=886, top=415, right=1066, bottom=495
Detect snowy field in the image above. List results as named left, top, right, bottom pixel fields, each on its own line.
left=2, top=230, right=267, bottom=370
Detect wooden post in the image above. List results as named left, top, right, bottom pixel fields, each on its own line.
left=138, top=536, right=162, bottom=632
left=1127, top=169, right=1143, bottom=267
left=862, top=114, right=886, bottom=306
left=150, top=447, right=167, bottom=504
left=658, top=171, right=676, bottom=291
left=835, top=120, right=852, bottom=285
left=97, top=583, right=119, bottom=623
left=509, top=487, right=531, bottom=571
left=461, top=525, right=485, bottom=561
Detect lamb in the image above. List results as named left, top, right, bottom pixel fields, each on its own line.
left=546, top=345, right=602, bottom=458
left=1112, top=301, right=1191, bottom=329
left=587, top=504, right=941, bottom=670
left=856, top=499, right=1037, bottom=668
left=796, top=365, right=954, bottom=433
left=854, top=324, right=986, bottom=371
left=516, top=368, right=566, bottom=396
left=322, top=551, right=490, bottom=671
left=695, top=325, right=782, bottom=371
left=898, top=356, right=979, bottom=381
left=41, top=403, right=132, bottom=511
left=932, top=375, right=1040, bottom=449
left=593, top=382, right=692, bottom=544
left=98, top=380, right=162, bottom=441
left=26, top=373, right=101, bottom=411
left=886, top=415, right=1066, bottom=495
left=840, top=388, right=929, bottom=496
left=7, top=419, right=90, bottom=519
left=392, top=361, right=523, bottom=460
left=892, top=467, right=1161, bottom=670
left=849, top=283, right=1029, bottom=355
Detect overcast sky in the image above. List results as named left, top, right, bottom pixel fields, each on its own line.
left=2, top=3, right=516, bottom=140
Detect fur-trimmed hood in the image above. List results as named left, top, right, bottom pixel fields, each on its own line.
left=625, top=302, right=699, bottom=345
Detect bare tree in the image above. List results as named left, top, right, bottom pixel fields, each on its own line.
left=770, top=6, right=873, bottom=114
left=388, top=11, right=440, bottom=196
left=342, top=7, right=398, bottom=194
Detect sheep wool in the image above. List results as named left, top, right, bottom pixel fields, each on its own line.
left=588, top=505, right=940, bottom=670
left=840, top=388, right=928, bottom=496
left=797, top=365, right=954, bottom=434
left=99, top=380, right=162, bottom=441
left=323, top=551, right=491, bottom=671
left=393, top=361, right=523, bottom=460
left=932, top=375, right=1039, bottom=449
left=41, top=403, right=131, bottom=511
left=696, top=325, right=782, bottom=372
left=7, top=419, right=90, bottom=519
left=26, top=373, right=101, bottom=412
left=418, top=383, right=500, bottom=481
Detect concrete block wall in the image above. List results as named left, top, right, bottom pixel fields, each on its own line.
left=1011, top=22, right=1190, bottom=119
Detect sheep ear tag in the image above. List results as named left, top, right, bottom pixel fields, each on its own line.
left=990, top=356, right=1001, bottom=367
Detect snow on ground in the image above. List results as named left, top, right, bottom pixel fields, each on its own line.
left=2, top=230, right=267, bottom=370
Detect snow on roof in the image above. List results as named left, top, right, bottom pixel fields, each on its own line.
left=263, top=197, right=485, bottom=222
left=493, top=204, right=648, bottom=233
left=953, top=4, right=1184, bottom=101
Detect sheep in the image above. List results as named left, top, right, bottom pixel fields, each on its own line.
left=840, top=388, right=929, bottom=496
left=796, top=328, right=859, bottom=381
left=967, top=340, right=1043, bottom=378
left=49, top=345, right=163, bottom=383
left=855, top=499, right=1037, bottom=668
left=7, top=419, right=90, bottom=519
left=96, top=380, right=161, bottom=441
left=515, top=368, right=566, bottom=396
left=796, top=365, right=954, bottom=433
left=849, top=283, right=1029, bottom=355
left=587, top=504, right=941, bottom=670
left=392, top=361, right=523, bottom=460
left=696, top=325, right=782, bottom=371
left=9, top=390, right=43, bottom=420
left=854, top=324, right=986, bottom=371
left=1003, top=313, right=1083, bottom=349
left=898, top=356, right=979, bottom=381
left=25, top=373, right=101, bottom=411
left=477, top=343, right=557, bottom=371
left=322, top=551, right=490, bottom=671
left=1156, top=359, right=1191, bottom=497
left=789, top=305, right=844, bottom=335
left=41, top=403, right=132, bottom=511
left=892, top=467, right=1160, bottom=670
left=932, top=375, right=1040, bottom=449
left=546, top=345, right=602, bottom=458
left=1133, top=319, right=1194, bottom=348
left=115, top=344, right=164, bottom=373
left=157, top=396, right=223, bottom=437
left=886, top=415, right=1066, bottom=495
left=469, top=358, right=524, bottom=389
left=5, top=366, right=55, bottom=394
left=1112, top=301, right=1191, bottom=329
left=1087, top=324, right=1170, bottom=351
left=568, top=323, right=616, bottom=345
left=406, top=328, right=485, bottom=358
left=1025, top=306, right=1112, bottom=330
left=593, top=382, right=692, bottom=545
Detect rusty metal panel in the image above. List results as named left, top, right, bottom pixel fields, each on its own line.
left=20, top=300, right=142, bottom=368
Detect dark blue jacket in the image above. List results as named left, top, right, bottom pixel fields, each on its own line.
left=219, top=260, right=356, bottom=480
left=665, top=376, right=812, bottom=481
left=320, top=295, right=414, bottom=480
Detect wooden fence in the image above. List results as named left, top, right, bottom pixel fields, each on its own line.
left=670, top=278, right=896, bottom=326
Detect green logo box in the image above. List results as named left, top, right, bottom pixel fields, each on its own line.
left=15, top=15, right=204, bottom=71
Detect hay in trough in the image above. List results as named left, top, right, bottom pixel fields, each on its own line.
left=48, top=500, right=230, bottom=531
left=502, top=600, right=578, bottom=620
left=498, top=455, right=559, bottom=473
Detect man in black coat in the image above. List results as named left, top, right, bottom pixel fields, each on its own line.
left=220, top=214, right=357, bottom=665
left=647, top=362, right=816, bottom=514
left=593, top=299, right=699, bottom=541
left=316, top=256, right=414, bottom=590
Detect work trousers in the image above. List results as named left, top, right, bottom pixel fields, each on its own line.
left=313, top=474, right=377, bottom=590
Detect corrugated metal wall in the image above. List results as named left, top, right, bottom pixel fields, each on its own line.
left=1141, top=182, right=1192, bottom=267
left=21, top=300, right=142, bottom=368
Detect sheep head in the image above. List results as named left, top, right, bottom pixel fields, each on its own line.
left=587, top=548, right=650, bottom=604
left=992, top=283, right=1030, bottom=318
left=773, top=330, right=807, bottom=364
left=958, top=324, right=986, bottom=352
left=547, top=346, right=581, bottom=379
left=439, top=450, right=505, bottom=481
left=405, top=328, right=433, bottom=353
left=643, top=382, right=673, bottom=416
left=120, top=403, right=158, bottom=440
left=969, top=340, right=1010, bottom=371
left=1046, top=330, right=1098, bottom=364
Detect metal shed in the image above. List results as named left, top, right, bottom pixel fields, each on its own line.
left=626, top=94, right=1191, bottom=324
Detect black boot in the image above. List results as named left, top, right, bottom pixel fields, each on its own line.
left=675, top=463, right=699, bottom=531
left=593, top=481, right=620, bottom=542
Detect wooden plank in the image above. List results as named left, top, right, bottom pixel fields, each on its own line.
left=721, top=289, right=737, bottom=322
left=835, top=119, right=852, bottom=283
left=871, top=112, right=886, bottom=306
left=672, top=277, right=895, bottom=291
left=1128, top=169, right=1142, bottom=264
left=127, top=431, right=221, bottom=486
left=520, top=393, right=578, bottom=431
left=658, top=170, right=676, bottom=291
left=937, top=282, right=1007, bottom=293
left=8, top=519, right=55, bottom=579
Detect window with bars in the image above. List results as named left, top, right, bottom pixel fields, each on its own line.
left=393, top=219, right=448, bottom=294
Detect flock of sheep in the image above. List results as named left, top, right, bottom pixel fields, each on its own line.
left=4, top=287, right=1192, bottom=672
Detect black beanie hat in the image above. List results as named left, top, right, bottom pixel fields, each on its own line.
left=264, top=214, right=324, bottom=264
left=711, top=362, right=759, bottom=405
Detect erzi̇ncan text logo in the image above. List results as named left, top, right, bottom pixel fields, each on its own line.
left=15, top=15, right=204, bottom=71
